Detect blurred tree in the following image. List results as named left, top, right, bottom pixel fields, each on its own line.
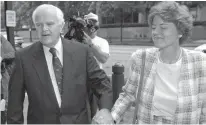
left=2, top=1, right=205, bottom=30
left=13, top=1, right=47, bottom=29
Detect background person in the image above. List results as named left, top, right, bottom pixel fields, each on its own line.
left=83, top=12, right=110, bottom=69
left=83, top=12, right=111, bottom=118
left=92, top=1, right=206, bottom=124
left=7, top=4, right=113, bottom=124
left=1, top=35, right=15, bottom=124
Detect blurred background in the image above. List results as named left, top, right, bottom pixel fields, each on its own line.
left=1, top=1, right=206, bottom=47
left=1, top=2, right=205, bottom=123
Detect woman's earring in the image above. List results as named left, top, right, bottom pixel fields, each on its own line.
left=179, top=35, right=182, bottom=38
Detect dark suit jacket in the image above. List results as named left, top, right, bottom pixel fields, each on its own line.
left=7, top=38, right=113, bottom=124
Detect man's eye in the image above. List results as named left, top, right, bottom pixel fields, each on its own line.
left=36, top=24, right=41, bottom=27
left=47, top=23, right=54, bottom=25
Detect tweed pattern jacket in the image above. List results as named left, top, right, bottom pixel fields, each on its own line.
left=111, top=48, right=206, bottom=124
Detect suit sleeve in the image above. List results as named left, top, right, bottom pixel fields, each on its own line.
left=86, top=47, right=113, bottom=110
left=7, top=52, right=25, bottom=124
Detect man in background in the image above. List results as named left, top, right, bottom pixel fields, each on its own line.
left=83, top=12, right=110, bottom=117
left=83, top=12, right=110, bottom=69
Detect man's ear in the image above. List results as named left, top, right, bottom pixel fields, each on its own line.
left=60, top=21, right=65, bottom=33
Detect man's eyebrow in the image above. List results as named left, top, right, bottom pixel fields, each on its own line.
left=160, top=22, right=169, bottom=26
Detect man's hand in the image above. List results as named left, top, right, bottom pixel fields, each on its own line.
left=82, top=31, right=93, bottom=46
left=0, top=99, right=6, bottom=111
left=92, top=109, right=114, bottom=124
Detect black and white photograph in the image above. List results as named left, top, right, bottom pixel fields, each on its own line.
left=1, top=1, right=206, bottom=124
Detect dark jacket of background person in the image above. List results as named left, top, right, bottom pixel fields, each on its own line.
left=1, top=35, right=15, bottom=124
left=7, top=38, right=113, bottom=124
left=1, top=34, right=15, bottom=105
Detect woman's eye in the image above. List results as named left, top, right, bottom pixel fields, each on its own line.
left=36, top=24, right=41, bottom=27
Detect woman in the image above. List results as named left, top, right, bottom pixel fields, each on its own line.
left=92, top=1, right=206, bottom=124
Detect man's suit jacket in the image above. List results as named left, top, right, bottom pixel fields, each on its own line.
left=7, top=38, right=113, bottom=124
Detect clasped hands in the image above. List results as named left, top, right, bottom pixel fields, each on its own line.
left=92, top=108, right=115, bottom=124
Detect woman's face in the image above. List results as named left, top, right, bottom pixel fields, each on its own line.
left=151, top=15, right=180, bottom=49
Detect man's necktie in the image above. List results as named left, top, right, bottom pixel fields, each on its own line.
left=49, top=48, right=63, bottom=96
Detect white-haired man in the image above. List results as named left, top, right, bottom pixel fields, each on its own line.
left=7, top=4, right=113, bottom=124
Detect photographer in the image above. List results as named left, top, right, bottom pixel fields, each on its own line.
left=83, top=13, right=110, bottom=118
left=83, top=13, right=110, bottom=69
left=64, top=13, right=110, bottom=69
left=64, top=13, right=111, bottom=120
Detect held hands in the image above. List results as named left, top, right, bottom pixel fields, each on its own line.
left=92, top=109, right=114, bottom=124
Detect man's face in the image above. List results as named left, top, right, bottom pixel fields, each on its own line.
left=84, top=19, right=98, bottom=37
left=151, top=15, right=180, bottom=49
left=34, top=9, right=64, bottom=47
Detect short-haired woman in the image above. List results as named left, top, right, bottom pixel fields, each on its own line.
left=92, top=1, right=206, bottom=124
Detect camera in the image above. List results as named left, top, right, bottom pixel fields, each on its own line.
left=64, top=17, right=99, bottom=43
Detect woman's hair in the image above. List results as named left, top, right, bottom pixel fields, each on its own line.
left=32, top=4, right=65, bottom=24
left=148, top=1, right=193, bottom=44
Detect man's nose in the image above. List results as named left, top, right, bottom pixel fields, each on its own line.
left=42, top=24, right=49, bottom=31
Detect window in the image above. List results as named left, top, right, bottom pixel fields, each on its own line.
left=101, top=7, right=142, bottom=25
left=123, top=8, right=132, bottom=23
left=133, top=10, right=139, bottom=23
left=107, top=16, right=115, bottom=24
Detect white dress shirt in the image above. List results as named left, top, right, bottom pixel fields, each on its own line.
left=43, top=38, right=63, bottom=107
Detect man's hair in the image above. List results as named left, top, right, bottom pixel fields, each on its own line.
left=148, top=1, right=193, bottom=44
left=32, top=4, right=65, bottom=24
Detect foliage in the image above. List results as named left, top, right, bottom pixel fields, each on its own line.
left=1, top=1, right=206, bottom=29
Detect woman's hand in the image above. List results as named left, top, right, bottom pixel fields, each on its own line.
left=92, top=109, right=114, bottom=124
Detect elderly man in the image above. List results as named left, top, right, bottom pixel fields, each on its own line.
left=7, top=4, right=113, bottom=124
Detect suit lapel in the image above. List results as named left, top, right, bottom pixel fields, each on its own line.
left=32, top=42, right=59, bottom=109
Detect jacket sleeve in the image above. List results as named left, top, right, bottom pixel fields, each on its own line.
left=200, top=53, right=206, bottom=124
left=111, top=50, right=143, bottom=123
left=7, top=52, right=25, bottom=124
left=86, top=47, right=113, bottom=110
